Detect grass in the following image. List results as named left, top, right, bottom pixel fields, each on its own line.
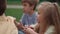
left=5, top=8, right=23, bottom=21
left=7, top=1, right=21, bottom=5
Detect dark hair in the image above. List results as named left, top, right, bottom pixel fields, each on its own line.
left=0, top=0, right=6, bottom=16
left=22, top=0, right=38, bottom=10
left=38, top=2, right=60, bottom=34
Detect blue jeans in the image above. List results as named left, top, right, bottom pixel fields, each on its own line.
left=18, top=30, right=25, bottom=34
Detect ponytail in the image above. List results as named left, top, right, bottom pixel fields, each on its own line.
left=52, top=3, right=60, bottom=34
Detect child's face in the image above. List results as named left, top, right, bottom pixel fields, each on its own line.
left=22, top=2, right=34, bottom=14
left=37, top=14, right=40, bottom=23
left=37, top=8, right=45, bottom=23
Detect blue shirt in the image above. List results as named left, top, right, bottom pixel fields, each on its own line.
left=20, top=12, right=37, bottom=26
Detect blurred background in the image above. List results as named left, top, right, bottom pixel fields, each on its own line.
left=5, top=0, right=60, bottom=21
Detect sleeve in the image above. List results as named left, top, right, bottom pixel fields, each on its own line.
left=20, top=14, right=25, bottom=25
left=20, top=14, right=24, bottom=22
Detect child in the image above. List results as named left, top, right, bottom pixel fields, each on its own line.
left=18, top=0, right=38, bottom=34
left=0, top=0, right=18, bottom=34
left=20, top=0, right=38, bottom=26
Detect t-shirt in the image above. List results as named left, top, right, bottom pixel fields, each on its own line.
left=45, top=25, right=55, bottom=34
left=20, top=12, right=37, bottom=26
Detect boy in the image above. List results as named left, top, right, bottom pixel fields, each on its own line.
left=21, top=0, right=38, bottom=27
left=18, top=0, right=38, bottom=34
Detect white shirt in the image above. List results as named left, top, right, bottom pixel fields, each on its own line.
left=0, top=14, right=18, bottom=34
left=45, top=25, right=55, bottom=34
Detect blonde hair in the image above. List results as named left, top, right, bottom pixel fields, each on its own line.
left=37, top=2, right=60, bottom=34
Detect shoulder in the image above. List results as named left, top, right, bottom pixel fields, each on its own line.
left=22, top=13, right=27, bottom=18
left=34, top=12, right=38, bottom=18
left=34, top=12, right=38, bottom=17
left=7, top=16, right=16, bottom=19
left=7, top=16, right=16, bottom=22
left=7, top=16, right=18, bottom=34
left=45, top=25, right=55, bottom=34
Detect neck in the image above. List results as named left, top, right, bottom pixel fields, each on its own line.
left=0, top=13, right=4, bottom=16
left=28, top=10, right=34, bottom=16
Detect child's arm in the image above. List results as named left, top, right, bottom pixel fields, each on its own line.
left=14, top=20, right=25, bottom=30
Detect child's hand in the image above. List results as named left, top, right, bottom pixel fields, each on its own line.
left=28, top=26, right=34, bottom=29
left=23, top=27, right=37, bottom=34
left=14, top=20, right=25, bottom=30
left=17, top=22, right=25, bottom=30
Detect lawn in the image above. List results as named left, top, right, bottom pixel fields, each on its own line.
left=5, top=8, right=23, bottom=21
left=7, top=1, right=21, bottom=5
